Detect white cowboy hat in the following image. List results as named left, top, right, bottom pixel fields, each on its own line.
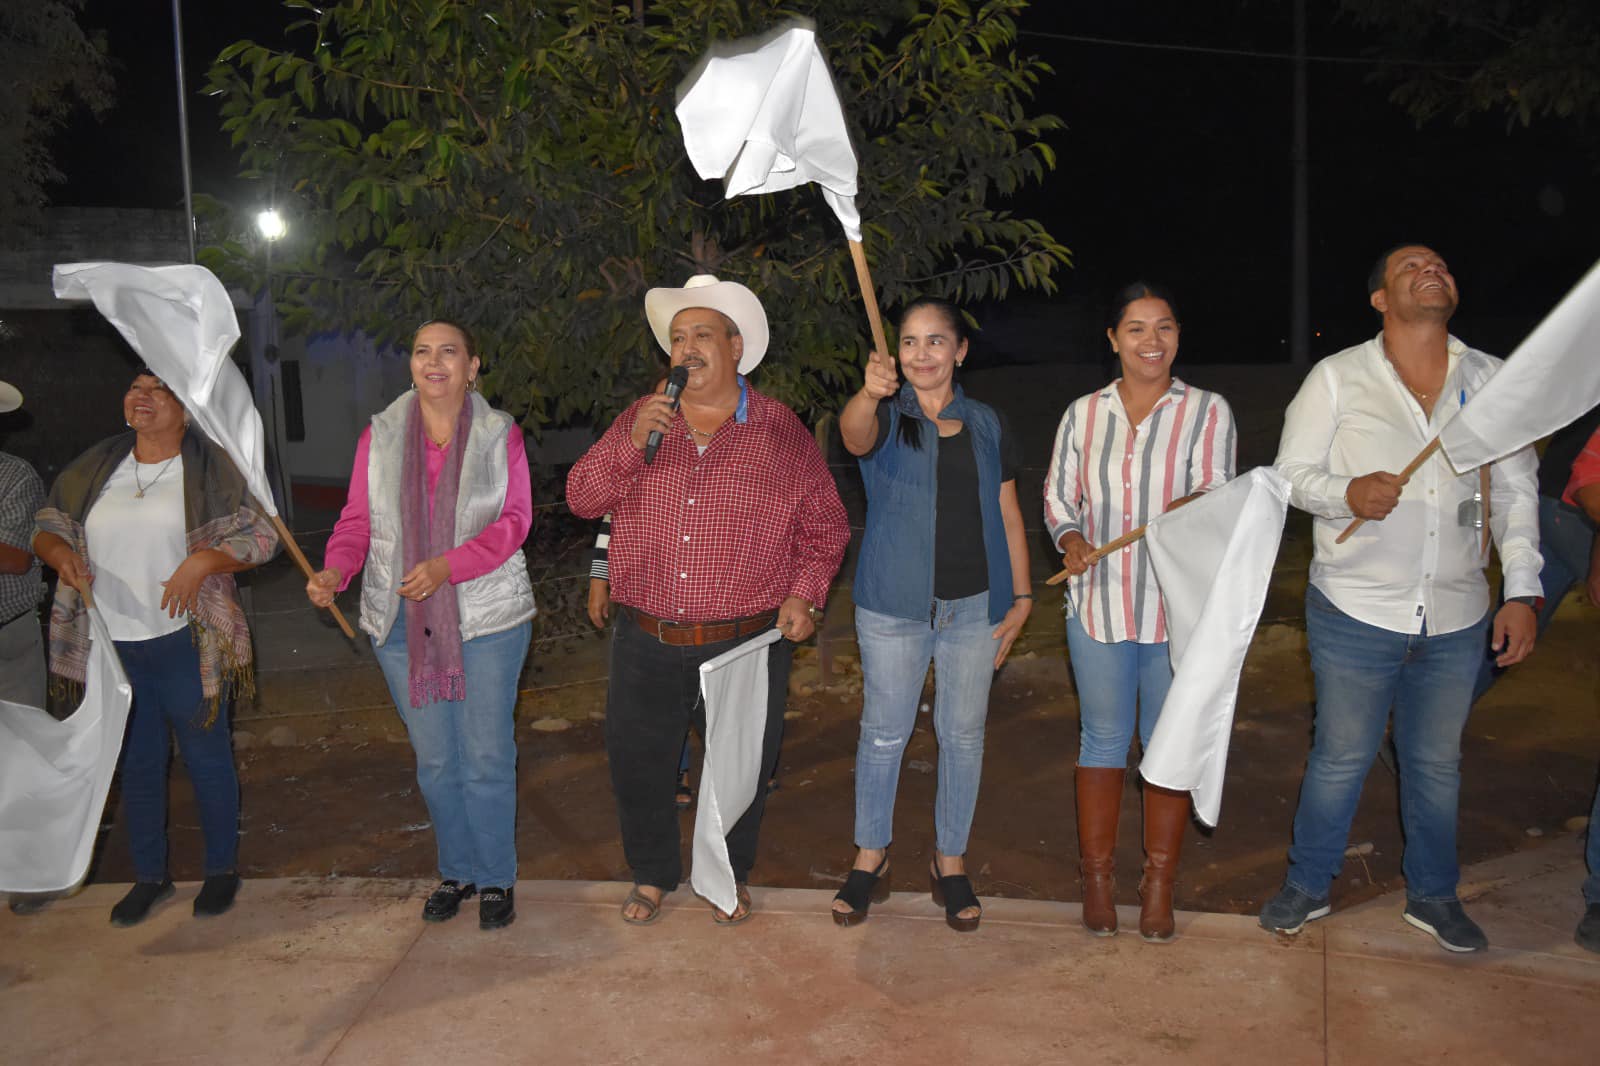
left=0, top=380, right=20, bottom=414
left=644, top=274, right=769, bottom=374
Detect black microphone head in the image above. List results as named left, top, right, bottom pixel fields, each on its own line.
left=665, top=365, right=689, bottom=396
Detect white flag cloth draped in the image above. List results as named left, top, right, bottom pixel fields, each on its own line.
left=690, top=627, right=784, bottom=915
left=1140, top=468, right=1291, bottom=827
left=676, top=21, right=862, bottom=241
left=1439, top=259, right=1600, bottom=470
left=52, top=262, right=278, bottom=516
left=0, top=608, right=132, bottom=893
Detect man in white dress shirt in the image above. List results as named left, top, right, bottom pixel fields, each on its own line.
left=1260, top=244, right=1542, bottom=952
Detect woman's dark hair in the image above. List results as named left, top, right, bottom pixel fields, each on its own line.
left=892, top=296, right=969, bottom=451
left=1106, top=281, right=1180, bottom=331
left=414, top=317, right=479, bottom=361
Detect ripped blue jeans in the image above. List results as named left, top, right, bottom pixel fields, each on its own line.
left=852, top=592, right=996, bottom=857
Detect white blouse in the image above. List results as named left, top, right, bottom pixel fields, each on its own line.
left=84, top=453, right=189, bottom=641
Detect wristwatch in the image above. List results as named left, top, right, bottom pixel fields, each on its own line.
left=1506, top=595, right=1544, bottom=612
left=806, top=604, right=825, bottom=621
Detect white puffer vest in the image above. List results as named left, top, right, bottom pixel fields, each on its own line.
left=360, top=391, right=536, bottom=645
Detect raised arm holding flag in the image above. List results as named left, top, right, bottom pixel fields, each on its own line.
left=51, top=262, right=354, bottom=638
left=674, top=20, right=889, bottom=360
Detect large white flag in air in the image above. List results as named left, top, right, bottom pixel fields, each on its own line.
left=0, top=608, right=132, bottom=893
left=691, top=627, right=784, bottom=915
left=1439, top=259, right=1600, bottom=470
left=1140, top=468, right=1291, bottom=827
left=676, top=21, right=862, bottom=241
left=52, top=262, right=278, bottom=515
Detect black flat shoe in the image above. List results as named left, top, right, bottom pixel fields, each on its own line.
left=479, top=886, right=515, bottom=930
left=193, top=872, right=241, bottom=918
left=110, top=880, right=175, bottom=927
left=832, top=850, right=891, bottom=927
left=929, top=864, right=982, bottom=933
left=422, top=879, right=477, bottom=922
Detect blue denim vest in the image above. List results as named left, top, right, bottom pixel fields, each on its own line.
left=853, top=383, right=1014, bottom=624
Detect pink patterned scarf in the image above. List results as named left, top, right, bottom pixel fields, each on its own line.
left=401, top=395, right=471, bottom=707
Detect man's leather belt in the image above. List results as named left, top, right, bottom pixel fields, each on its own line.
left=624, top=606, right=779, bottom=646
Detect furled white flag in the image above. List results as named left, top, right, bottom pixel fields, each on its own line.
left=1140, top=468, right=1291, bottom=827
left=691, top=627, right=785, bottom=915
left=676, top=20, right=862, bottom=241
left=52, top=262, right=277, bottom=516
left=0, top=607, right=133, bottom=893
left=1439, top=259, right=1600, bottom=469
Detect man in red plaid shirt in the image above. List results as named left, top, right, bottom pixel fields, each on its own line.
left=567, top=274, right=849, bottom=925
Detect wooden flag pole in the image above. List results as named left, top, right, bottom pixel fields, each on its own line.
left=266, top=511, right=356, bottom=639
left=848, top=239, right=890, bottom=360
left=1333, top=436, right=1441, bottom=545
left=1043, top=494, right=1205, bottom=585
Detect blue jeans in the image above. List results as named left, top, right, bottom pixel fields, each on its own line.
left=1473, top=495, right=1594, bottom=702
left=373, top=614, right=530, bottom=888
left=1587, top=775, right=1600, bottom=906
left=853, top=592, right=996, bottom=857
left=1065, top=615, right=1173, bottom=768
left=114, top=627, right=239, bottom=882
left=1287, top=586, right=1489, bottom=902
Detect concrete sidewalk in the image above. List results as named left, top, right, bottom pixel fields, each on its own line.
left=5, top=836, right=1596, bottom=1065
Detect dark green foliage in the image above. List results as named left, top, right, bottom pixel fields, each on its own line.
left=205, top=0, right=1069, bottom=429
left=1338, top=0, right=1600, bottom=135
left=0, top=0, right=113, bottom=233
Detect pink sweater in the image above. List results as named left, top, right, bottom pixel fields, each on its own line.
left=323, top=425, right=532, bottom=591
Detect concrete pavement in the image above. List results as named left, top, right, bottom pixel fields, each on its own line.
left=5, top=834, right=1596, bottom=1065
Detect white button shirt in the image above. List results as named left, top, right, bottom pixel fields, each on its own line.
left=1275, top=333, right=1542, bottom=636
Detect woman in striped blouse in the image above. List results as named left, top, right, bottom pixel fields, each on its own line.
left=1044, top=282, right=1236, bottom=942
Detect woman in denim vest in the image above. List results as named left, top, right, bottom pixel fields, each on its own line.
left=830, top=298, right=1033, bottom=932
left=307, top=319, right=535, bottom=931
left=1044, top=283, right=1236, bottom=942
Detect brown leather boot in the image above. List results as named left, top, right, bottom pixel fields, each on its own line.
left=1075, top=766, right=1125, bottom=936
left=1138, top=783, right=1191, bottom=943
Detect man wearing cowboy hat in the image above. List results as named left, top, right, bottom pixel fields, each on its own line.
left=568, top=273, right=849, bottom=925
left=0, top=378, right=47, bottom=709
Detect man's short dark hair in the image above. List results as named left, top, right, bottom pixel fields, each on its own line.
left=1367, top=243, right=1431, bottom=295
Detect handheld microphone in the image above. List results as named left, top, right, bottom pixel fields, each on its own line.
left=643, top=365, right=689, bottom=465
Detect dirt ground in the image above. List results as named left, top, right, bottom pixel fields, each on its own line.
left=77, top=361, right=1600, bottom=917
left=87, top=533, right=1600, bottom=918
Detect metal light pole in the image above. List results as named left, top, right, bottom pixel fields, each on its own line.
left=171, top=0, right=197, bottom=262
left=1290, top=0, right=1310, bottom=365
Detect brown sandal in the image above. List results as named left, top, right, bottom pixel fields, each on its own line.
left=621, top=885, right=663, bottom=925
left=712, top=883, right=753, bottom=926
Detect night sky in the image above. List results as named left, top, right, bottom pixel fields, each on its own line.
left=48, top=1, right=1598, bottom=364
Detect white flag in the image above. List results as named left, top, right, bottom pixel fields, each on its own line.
left=676, top=21, right=863, bottom=241
left=1439, top=259, right=1600, bottom=470
left=690, top=627, right=784, bottom=915
left=0, top=607, right=133, bottom=893
left=1140, top=468, right=1291, bottom=827
left=52, top=262, right=278, bottom=516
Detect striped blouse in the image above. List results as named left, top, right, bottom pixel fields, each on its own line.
left=1043, top=378, right=1237, bottom=644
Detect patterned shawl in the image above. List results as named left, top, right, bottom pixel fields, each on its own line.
left=35, top=428, right=280, bottom=723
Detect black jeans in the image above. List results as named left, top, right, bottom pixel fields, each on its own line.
left=605, top=614, right=792, bottom=891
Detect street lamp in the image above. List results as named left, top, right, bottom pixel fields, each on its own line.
left=253, top=205, right=291, bottom=521
left=256, top=209, right=287, bottom=241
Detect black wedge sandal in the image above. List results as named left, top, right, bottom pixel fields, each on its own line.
left=929, top=862, right=982, bottom=933
left=831, top=849, right=891, bottom=927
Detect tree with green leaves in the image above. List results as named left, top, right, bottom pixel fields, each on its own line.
left=204, top=0, right=1068, bottom=430
left=1338, top=0, right=1600, bottom=137
left=0, top=0, right=112, bottom=235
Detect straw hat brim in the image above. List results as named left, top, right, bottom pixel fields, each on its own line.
left=644, top=275, right=769, bottom=375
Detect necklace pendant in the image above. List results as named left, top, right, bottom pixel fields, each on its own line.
left=135, top=489, right=145, bottom=499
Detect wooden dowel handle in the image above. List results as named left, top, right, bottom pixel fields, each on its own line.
left=848, top=239, right=890, bottom=362
left=268, top=512, right=356, bottom=639
left=1334, top=437, right=1441, bottom=545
